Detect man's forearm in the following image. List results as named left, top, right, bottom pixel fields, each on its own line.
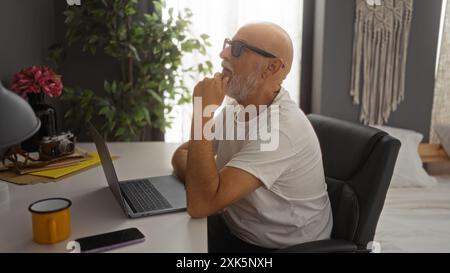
left=185, top=73, right=227, bottom=217
left=185, top=116, right=220, bottom=217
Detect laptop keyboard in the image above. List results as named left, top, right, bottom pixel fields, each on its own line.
left=120, top=179, right=172, bottom=213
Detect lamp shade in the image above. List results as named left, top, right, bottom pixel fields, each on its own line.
left=0, top=81, right=41, bottom=149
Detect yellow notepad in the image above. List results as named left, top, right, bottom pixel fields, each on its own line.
left=30, top=152, right=104, bottom=179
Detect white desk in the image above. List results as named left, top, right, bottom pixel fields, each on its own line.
left=0, top=142, right=207, bottom=253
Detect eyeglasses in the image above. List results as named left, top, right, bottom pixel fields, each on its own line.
left=223, top=38, right=285, bottom=68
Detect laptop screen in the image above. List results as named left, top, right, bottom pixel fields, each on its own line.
left=88, top=123, right=126, bottom=209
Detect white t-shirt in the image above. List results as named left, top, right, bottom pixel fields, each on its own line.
left=213, top=88, right=333, bottom=249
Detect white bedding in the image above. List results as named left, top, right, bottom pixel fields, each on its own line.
left=374, top=175, right=450, bottom=253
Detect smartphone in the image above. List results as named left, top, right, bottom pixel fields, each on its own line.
left=75, top=227, right=145, bottom=253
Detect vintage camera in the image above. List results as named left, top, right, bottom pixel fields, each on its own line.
left=39, top=132, right=76, bottom=160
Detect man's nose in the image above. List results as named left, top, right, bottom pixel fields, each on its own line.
left=220, top=46, right=231, bottom=60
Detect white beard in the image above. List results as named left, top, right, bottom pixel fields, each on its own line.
left=226, top=71, right=260, bottom=102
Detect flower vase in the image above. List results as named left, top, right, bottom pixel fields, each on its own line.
left=21, top=93, right=57, bottom=152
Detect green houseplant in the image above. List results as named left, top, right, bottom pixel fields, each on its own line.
left=54, top=0, right=212, bottom=141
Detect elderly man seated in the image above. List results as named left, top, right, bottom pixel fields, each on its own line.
left=171, top=22, right=333, bottom=252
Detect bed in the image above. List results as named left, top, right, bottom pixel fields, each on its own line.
left=369, top=125, right=450, bottom=253
left=374, top=174, right=450, bottom=253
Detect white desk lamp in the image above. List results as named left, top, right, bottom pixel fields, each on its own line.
left=0, top=81, right=41, bottom=156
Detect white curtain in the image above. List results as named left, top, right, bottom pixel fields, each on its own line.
left=163, top=0, right=304, bottom=143
left=432, top=0, right=450, bottom=143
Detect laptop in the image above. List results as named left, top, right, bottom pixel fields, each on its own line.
left=88, top=123, right=187, bottom=218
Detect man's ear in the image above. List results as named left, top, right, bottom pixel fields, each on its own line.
left=267, top=60, right=283, bottom=76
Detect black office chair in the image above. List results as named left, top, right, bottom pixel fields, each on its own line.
left=277, top=114, right=401, bottom=253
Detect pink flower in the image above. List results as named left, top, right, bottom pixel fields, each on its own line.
left=10, top=66, right=63, bottom=97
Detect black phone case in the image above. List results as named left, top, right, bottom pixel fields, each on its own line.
left=75, top=227, right=145, bottom=253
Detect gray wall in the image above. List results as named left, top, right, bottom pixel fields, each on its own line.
left=0, top=0, right=161, bottom=140
left=0, top=0, right=56, bottom=85
left=312, top=0, right=443, bottom=142
left=0, top=0, right=122, bottom=138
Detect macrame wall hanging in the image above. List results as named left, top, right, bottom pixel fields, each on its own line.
left=350, top=0, right=414, bottom=125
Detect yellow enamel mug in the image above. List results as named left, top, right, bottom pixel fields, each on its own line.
left=29, top=198, right=72, bottom=244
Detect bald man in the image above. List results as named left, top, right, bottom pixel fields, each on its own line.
left=171, top=23, right=333, bottom=252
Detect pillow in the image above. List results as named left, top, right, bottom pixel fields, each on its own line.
left=371, top=125, right=437, bottom=188
left=434, top=124, right=450, bottom=157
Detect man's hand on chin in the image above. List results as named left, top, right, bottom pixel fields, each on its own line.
left=193, top=72, right=230, bottom=109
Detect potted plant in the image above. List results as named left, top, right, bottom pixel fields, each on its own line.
left=52, top=0, right=212, bottom=141
left=10, top=66, right=63, bottom=151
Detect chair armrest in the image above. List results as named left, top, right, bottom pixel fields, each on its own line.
left=275, top=239, right=358, bottom=253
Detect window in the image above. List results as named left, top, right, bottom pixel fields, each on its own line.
left=432, top=0, right=450, bottom=142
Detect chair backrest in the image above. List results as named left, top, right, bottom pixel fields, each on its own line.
left=308, top=114, right=401, bottom=248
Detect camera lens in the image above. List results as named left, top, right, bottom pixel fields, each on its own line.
left=59, top=140, right=75, bottom=154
